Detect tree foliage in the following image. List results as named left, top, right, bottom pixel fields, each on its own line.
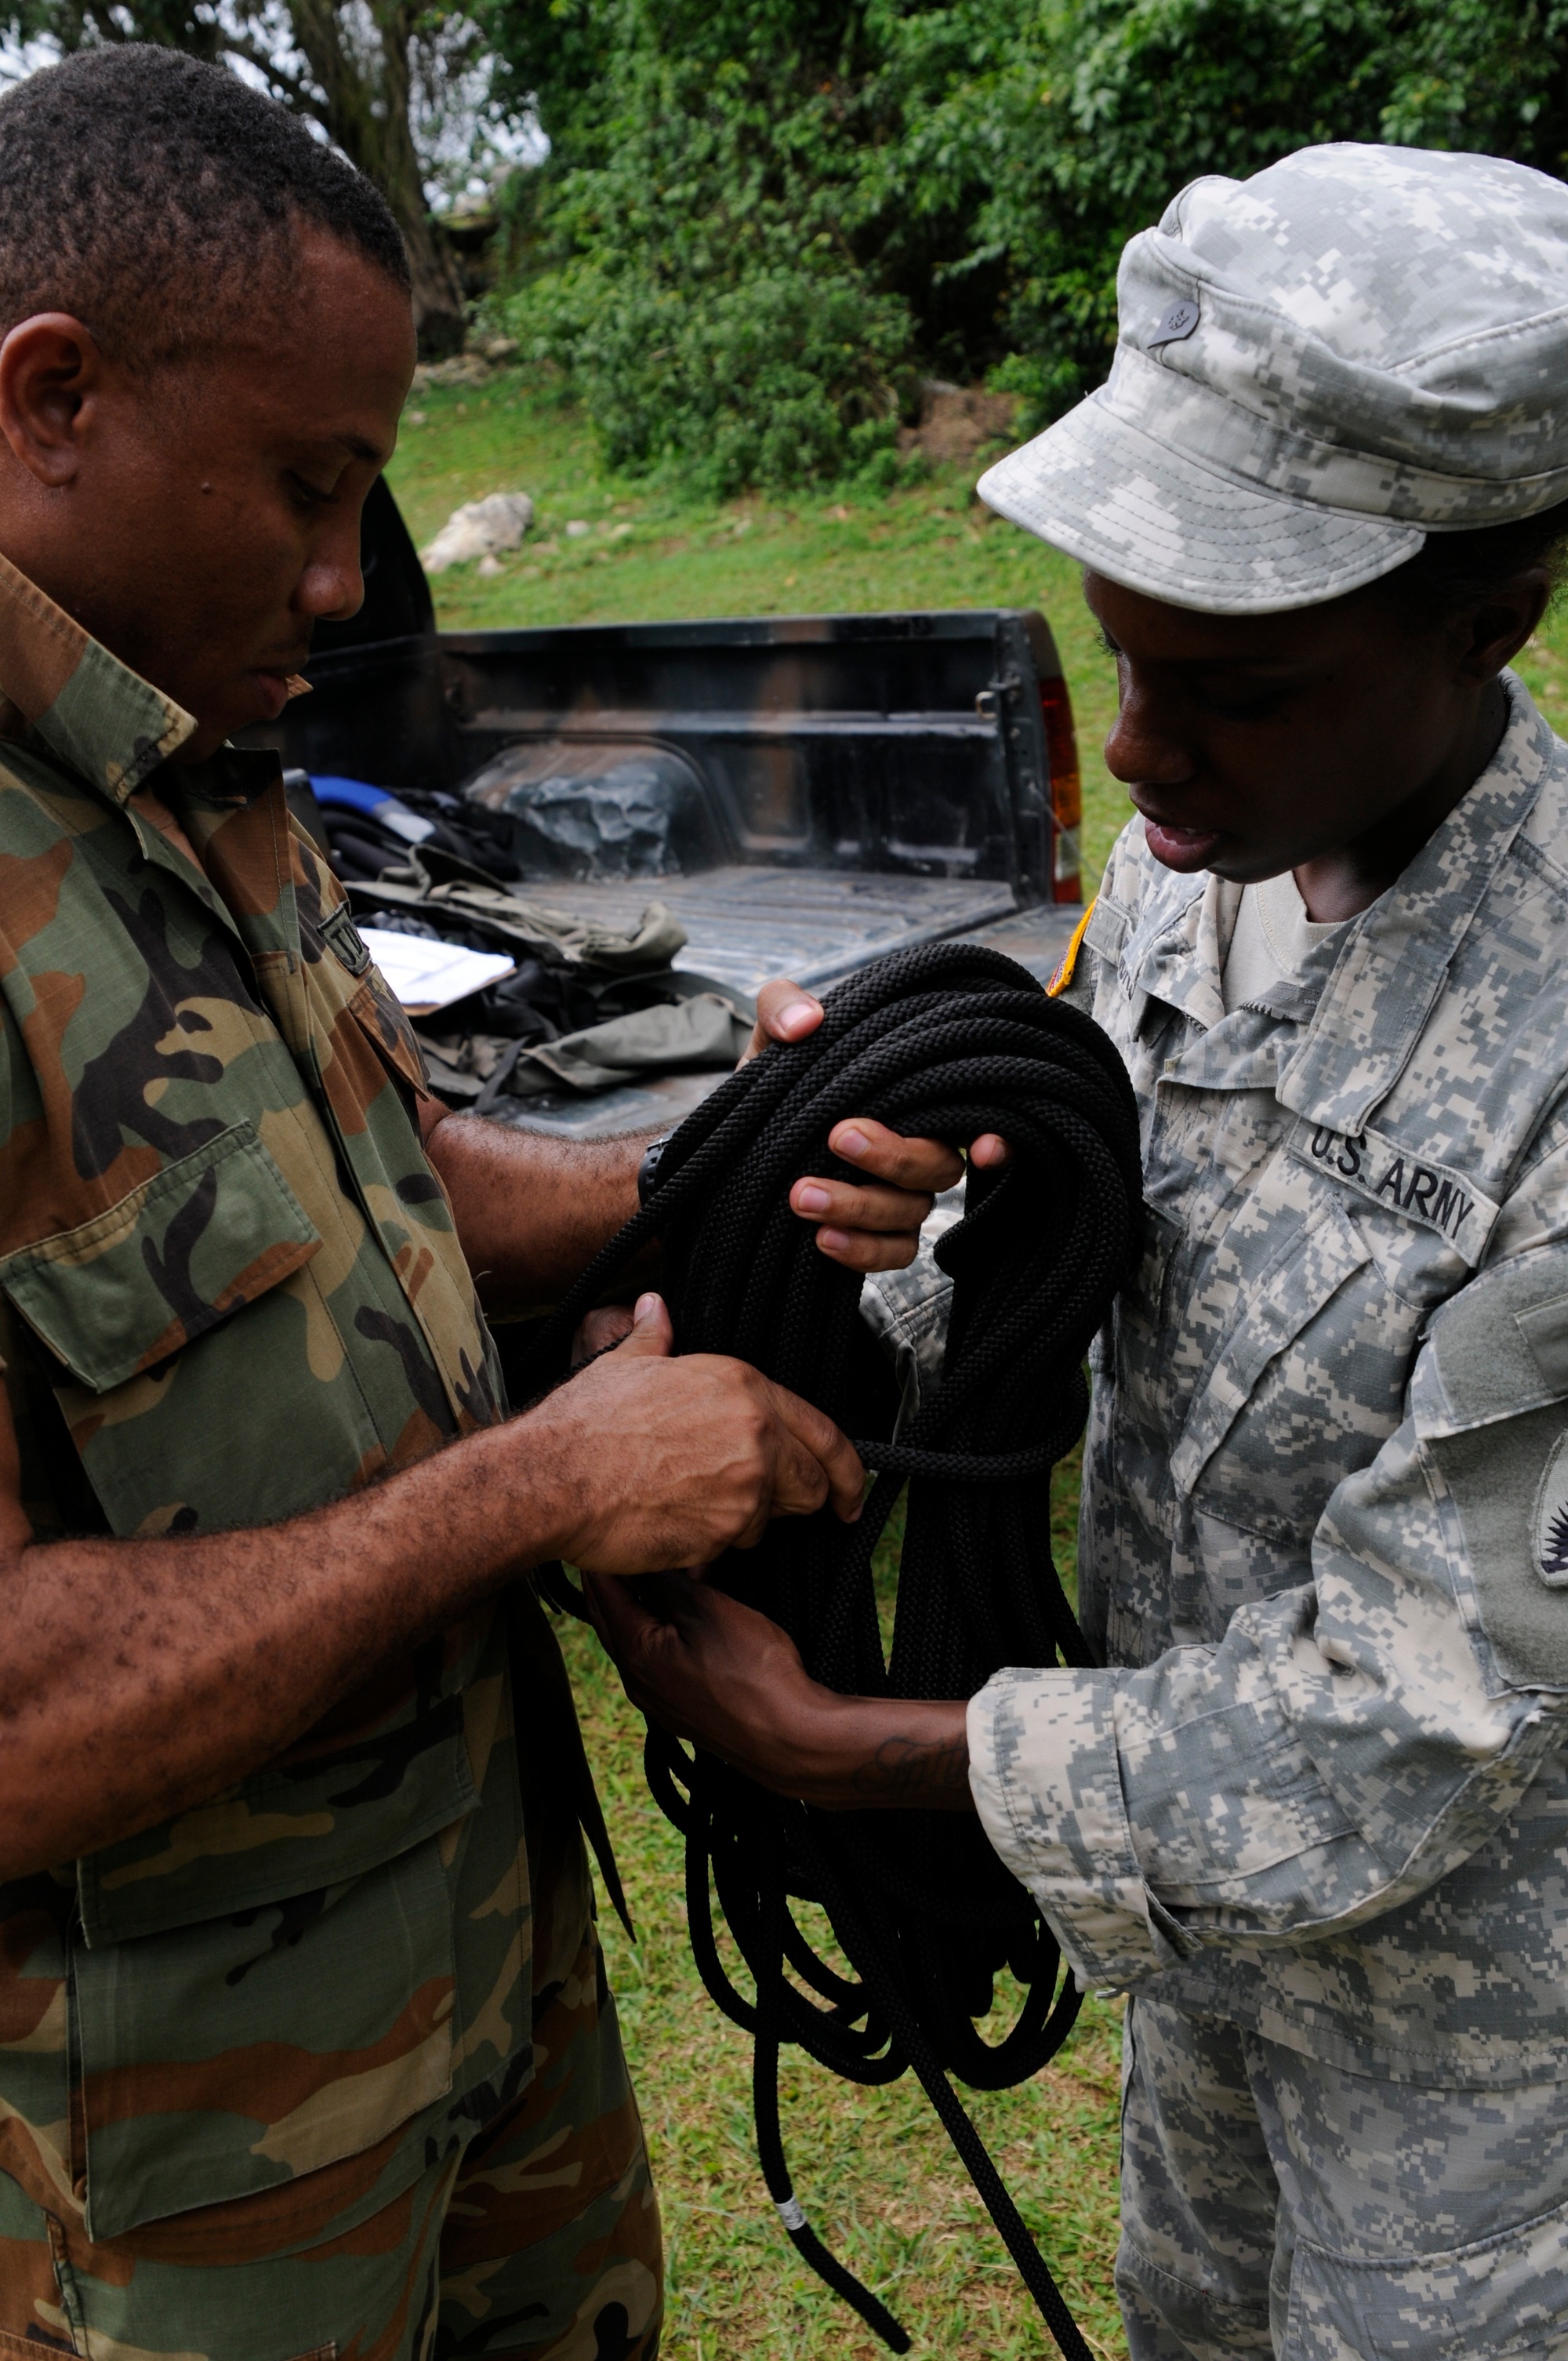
left=6, top=0, right=1563, bottom=471
left=484, top=0, right=918, bottom=491
left=482, top=0, right=1568, bottom=488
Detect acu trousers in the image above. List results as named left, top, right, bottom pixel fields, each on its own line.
left=1118, top=1996, right=1568, bottom=2361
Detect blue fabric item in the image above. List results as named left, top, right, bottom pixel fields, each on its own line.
left=310, top=775, right=433, bottom=844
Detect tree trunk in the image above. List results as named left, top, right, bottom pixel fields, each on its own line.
left=400, top=212, right=467, bottom=356
left=368, top=0, right=468, bottom=356
left=282, top=0, right=467, bottom=355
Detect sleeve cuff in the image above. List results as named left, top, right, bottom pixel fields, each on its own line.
left=967, top=1667, right=1192, bottom=1991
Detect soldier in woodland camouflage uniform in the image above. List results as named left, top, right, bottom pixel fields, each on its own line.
left=0, top=532, right=635, bottom=2351
left=590, top=145, right=1568, bottom=2360
left=0, top=45, right=953, bottom=2360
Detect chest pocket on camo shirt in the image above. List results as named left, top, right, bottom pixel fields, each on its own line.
left=0, top=1121, right=318, bottom=1392
left=1170, top=1190, right=1386, bottom=1543
left=0, top=1120, right=387, bottom=1538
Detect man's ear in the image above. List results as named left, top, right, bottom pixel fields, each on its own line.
left=0, top=314, right=107, bottom=489
left=1457, top=565, right=1553, bottom=683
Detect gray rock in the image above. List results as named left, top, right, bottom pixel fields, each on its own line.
left=421, top=492, right=535, bottom=574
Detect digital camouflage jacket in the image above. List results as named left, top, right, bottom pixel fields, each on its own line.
left=0, top=553, right=562, bottom=2247
left=968, top=674, right=1568, bottom=2086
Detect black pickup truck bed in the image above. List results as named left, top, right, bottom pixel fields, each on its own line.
left=241, top=480, right=1087, bottom=1134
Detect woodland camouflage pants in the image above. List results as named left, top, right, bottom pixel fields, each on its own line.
left=0, top=1911, right=662, bottom=2361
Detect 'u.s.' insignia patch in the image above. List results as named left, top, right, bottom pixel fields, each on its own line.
left=1532, top=1433, right=1568, bottom=1589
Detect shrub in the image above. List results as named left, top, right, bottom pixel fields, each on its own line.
left=482, top=0, right=1568, bottom=489
left=514, top=260, right=911, bottom=493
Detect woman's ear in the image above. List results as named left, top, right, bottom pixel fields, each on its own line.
left=1456, top=565, right=1553, bottom=683
left=0, top=313, right=105, bottom=489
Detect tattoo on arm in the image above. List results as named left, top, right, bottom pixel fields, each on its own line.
left=848, top=1731, right=971, bottom=1803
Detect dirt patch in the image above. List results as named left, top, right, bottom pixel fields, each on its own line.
left=898, top=382, right=1020, bottom=463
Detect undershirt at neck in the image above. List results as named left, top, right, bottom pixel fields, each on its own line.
left=1222, top=870, right=1348, bottom=1014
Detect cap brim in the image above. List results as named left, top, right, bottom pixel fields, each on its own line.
left=978, top=391, right=1424, bottom=614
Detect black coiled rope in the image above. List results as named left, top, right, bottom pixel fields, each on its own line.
left=520, top=942, right=1142, bottom=2354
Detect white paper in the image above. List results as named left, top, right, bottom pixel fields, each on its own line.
left=360, top=926, right=516, bottom=1014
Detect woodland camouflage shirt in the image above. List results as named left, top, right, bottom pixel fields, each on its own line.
left=0, top=554, right=558, bottom=2247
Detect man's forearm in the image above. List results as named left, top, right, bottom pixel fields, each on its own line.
left=422, top=1107, right=652, bottom=1311
left=0, top=1324, right=858, bottom=1878
left=0, top=1403, right=588, bottom=1880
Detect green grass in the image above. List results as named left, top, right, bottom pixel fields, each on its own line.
left=397, top=376, right=1568, bottom=2357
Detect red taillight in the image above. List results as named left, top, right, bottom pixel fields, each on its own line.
left=1039, top=672, right=1082, bottom=903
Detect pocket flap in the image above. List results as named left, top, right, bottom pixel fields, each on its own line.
left=1170, top=1194, right=1370, bottom=1497
left=0, top=1124, right=319, bottom=1393
left=77, top=1716, right=478, bottom=1947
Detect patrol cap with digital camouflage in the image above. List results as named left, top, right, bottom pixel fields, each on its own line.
left=978, top=143, right=1568, bottom=614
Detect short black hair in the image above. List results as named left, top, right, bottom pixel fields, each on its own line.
left=1379, top=496, right=1568, bottom=626
left=0, top=45, right=411, bottom=366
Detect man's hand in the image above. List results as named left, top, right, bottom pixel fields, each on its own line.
left=748, top=977, right=1011, bottom=1273
left=541, top=1293, right=864, bottom=1573
left=0, top=1290, right=859, bottom=1882
left=584, top=1567, right=974, bottom=1811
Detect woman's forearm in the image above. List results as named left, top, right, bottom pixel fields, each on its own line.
left=764, top=1694, right=972, bottom=1810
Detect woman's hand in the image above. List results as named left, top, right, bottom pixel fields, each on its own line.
left=748, top=978, right=1011, bottom=1273
left=583, top=1568, right=974, bottom=1810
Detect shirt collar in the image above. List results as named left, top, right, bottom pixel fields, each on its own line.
left=0, top=545, right=306, bottom=806
left=1123, top=869, right=1214, bottom=1026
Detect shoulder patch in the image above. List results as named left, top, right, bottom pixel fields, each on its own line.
left=1427, top=1400, right=1568, bottom=1689
left=320, top=900, right=372, bottom=977
left=1290, top=1117, right=1500, bottom=1266
left=1534, top=1432, right=1568, bottom=1589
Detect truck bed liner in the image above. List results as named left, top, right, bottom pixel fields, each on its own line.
left=549, top=868, right=1018, bottom=999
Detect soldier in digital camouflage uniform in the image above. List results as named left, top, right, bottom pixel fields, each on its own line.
left=591, top=144, right=1568, bottom=2359
left=954, top=142, right=1568, bottom=2357
left=0, top=43, right=956, bottom=2361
